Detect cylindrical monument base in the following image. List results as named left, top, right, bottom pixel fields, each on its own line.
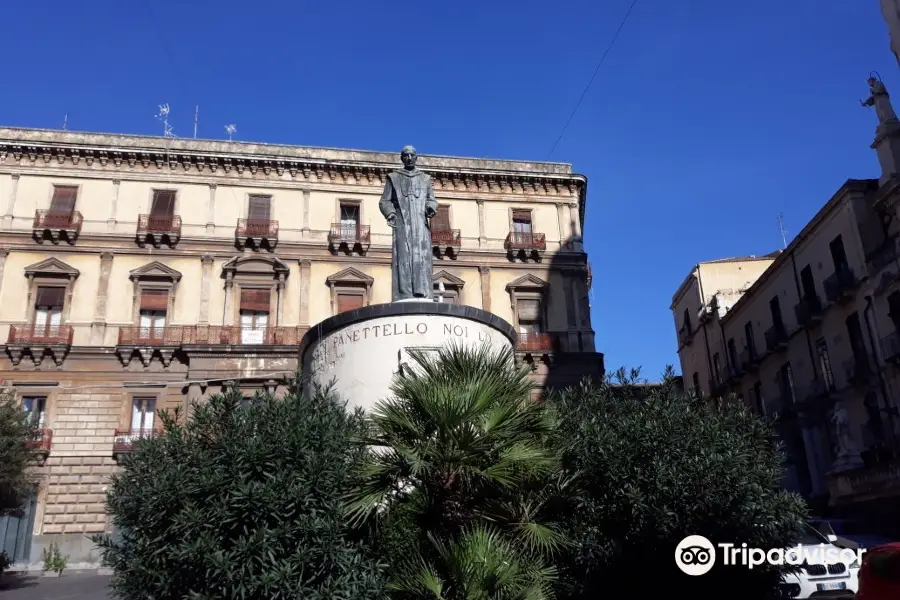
left=298, top=302, right=517, bottom=411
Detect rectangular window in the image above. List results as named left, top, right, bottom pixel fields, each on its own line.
left=753, top=382, right=765, bottom=415
left=815, top=338, right=835, bottom=391
left=336, top=293, right=364, bottom=314
left=33, top=286, right=65, bottom=335
left=846, top=312, right=868, bottom=366
left=692, top=372, right=700, bottom=391
left=22, top=397, right=46, bottom=428
left=829, top=235, right=848, bottom=271
left=889, top=291, right=900, bottom=331
left=248, top=195, right=271, bottom=221
left=511, top=209, right=533, bottom=236
left=138, top=289, right=168, bottom=341
left=131, top=397, right=156, bottom=432
left=49, top=186, right=77, bottom=215
left=769, top=295, right=784, bottom=329
left=516, top=298, right=543, bottom=335
left=744, top=321, right=756, bottom=357
left=432, top=204, right=451, bottom=231
left=727, top=338, right=738, bottom=372
left=433, top=282, right=458, bottom=304
left=150, top=190, right=176, bottom=217
left=800, top=265, right=816, bottom=300
left=713, top=353, right=722, bottom=384
left=339, top=202, right=360, bottom=238
left=240, top=289, right=270, bottom=344
left=778, top=363, right=795, bottom=405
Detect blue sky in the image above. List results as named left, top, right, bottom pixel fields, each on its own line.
left=0, top=1, right=895, bottom=379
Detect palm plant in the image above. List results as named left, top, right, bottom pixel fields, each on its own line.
left=347, top=344, right=567, bottom=599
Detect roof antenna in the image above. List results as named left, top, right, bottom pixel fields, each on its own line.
left=62, top=113, right=68, bottom=131
left=225, top=124, right=237, bottom=141
left=777, top=213, right=788, bottom=249
left=155, top=104, right=174, bottom=138
left=194, top=105, right=199, bottom=139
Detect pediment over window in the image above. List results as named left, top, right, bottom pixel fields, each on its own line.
left=129, top=261, right=182, bottom=283
left=506, top=273, right=548, bottom=292
left=222, top=255, right=289, bottom=279
left=326, top=267, right=374, bottom=288
left=24, top=257, right=79, bottom=280
left=433, top=270, right=465, bottom=287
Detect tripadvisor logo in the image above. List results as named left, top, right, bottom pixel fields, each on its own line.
left=674, top=535, right=865, bottom=576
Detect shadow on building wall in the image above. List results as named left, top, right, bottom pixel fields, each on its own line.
left=514, top=232, right=605, bottom=395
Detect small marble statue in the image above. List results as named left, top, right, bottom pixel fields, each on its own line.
left=379, top=146, right=438, bottom=301
left=831, top=402, right=860, bottom=458
left=861, top=76, right=898, bottom=125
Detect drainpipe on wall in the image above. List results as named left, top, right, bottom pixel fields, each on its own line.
left=864, top=294, right=899, bottom=446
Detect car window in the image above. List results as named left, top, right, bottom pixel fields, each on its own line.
left=797, top=523, right=830, bottom=545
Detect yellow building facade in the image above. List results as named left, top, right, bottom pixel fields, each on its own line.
left=0, top=127, right=601, bottom=566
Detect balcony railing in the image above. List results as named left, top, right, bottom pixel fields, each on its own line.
left=505, top=231, right=546, bottom=252
left=183, top=325, right=308, bottom=346
left=328, top=224, right=371, bottom=252
left=137, top=214, right=182, bottom=242
left=882, top=332, right=900, bottom=364
left=112, top=428, right=159, bottom=460
left=868, top=237, right=900, bottom=271
left=8, top=325, right=74, bottom=345
left=824, top=265, right=858, bottom=304
left=828, top=458, right=900, bottom=504
left=844, top=357, right=873, bottom=387
left=32, top=210, right=83, bottom=239
left=431, top=228, right=461, bottom=248
left=236, top=218, right=279, bottom=245
left=118, top=326, right=187, bottom=346
left=764, top=323, right=789, bottom=352
left=25, top=428, right=52, bottom=452
left=794, top=295, right=823, bottom=327
left=739, top=346, right=761, bottom=371
left=516, top=332, right=558, bottom=352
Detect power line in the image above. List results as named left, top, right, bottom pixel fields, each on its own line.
left=546, top=0, right=640, bottom=159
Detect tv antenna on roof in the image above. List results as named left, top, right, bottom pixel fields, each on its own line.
left=155, top=104, right=174, bottom=138
left=225, top=124, right=237, bottom=141
left=62, top=113, right=68, bottom=131
left=777, top=213, right=788, bottom=249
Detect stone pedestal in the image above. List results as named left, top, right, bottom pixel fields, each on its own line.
left=298, top=302, right=516, bottom=411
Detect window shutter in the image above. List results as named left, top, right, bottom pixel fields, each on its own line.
left=151, top=190, right=176, bottom=217
left=49, top=186, right=77, bottom=214
left=35, top=287, right=65, bottom=308
left=517, top=299, right=541, bottom=321
left=240, top=288, right=271, bottom=311
left=337, top=294, right=364, bottom=313
left=511, top=209, right=531, bottom=223
left=432, top=205, right=451, bottom=230
left=248, top=195, right=271, bottom=221
left=140, top=288, right=169, bottom=311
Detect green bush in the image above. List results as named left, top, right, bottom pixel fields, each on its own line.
left=42, top=541, right=68, bottom=574
left=0, top=391, right=39, bottom=576
left=550, top=368, right=808, bottom=599
left=94, top=383, right=384, bottom=600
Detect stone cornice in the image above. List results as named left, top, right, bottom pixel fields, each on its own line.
left=0, top=128, right=586, bottom=203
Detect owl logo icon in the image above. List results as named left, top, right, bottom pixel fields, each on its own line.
left=675, top=535, right=716, bottom=575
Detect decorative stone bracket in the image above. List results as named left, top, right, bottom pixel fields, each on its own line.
left=117, top=346, right=176, bottom=369
left=7, top=344, right=69, bottom=368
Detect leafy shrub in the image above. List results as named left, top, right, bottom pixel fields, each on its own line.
left=550, top=368, right=808, bottom=599
left=0, top=392, right=38, bottom=520
left=42, top=541, right=68, bottom=574
left=94, top=383, right=384, bottom=600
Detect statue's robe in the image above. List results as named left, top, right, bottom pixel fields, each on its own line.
left=379, top=168, right=438, bottom=301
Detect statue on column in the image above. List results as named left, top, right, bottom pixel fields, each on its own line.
left=379, top=146, right=438, bottom=301
left=861, top=75, right=898, bottom=125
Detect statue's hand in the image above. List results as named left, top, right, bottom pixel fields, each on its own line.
left=386, top=214, right=396, bottom=228
left=425, top=207, right=436, bottom=218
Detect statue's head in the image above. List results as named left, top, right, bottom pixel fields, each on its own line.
left=868, top=76, right=878, bottom=86
left=400, top=145, right=417, bottom=169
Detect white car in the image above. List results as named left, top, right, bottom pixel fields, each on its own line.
left=777, top=524, right=860, bottom=599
